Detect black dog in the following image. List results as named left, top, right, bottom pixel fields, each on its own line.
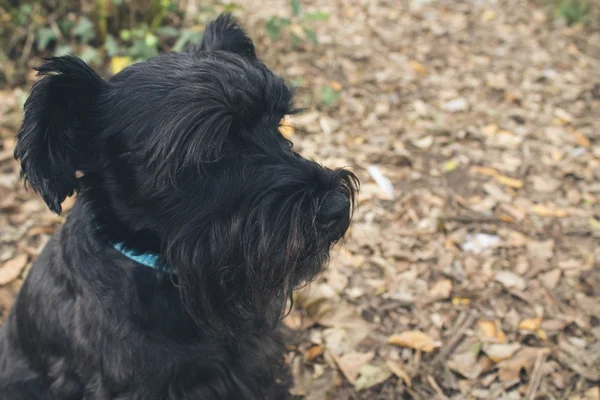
left=0, top=14, right=357, bottom=400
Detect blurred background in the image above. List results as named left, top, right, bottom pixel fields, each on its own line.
left=0, top=0, right=599, bottom=399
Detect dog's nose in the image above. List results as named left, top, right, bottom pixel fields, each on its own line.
left=318, top=192, right=350, bottom=224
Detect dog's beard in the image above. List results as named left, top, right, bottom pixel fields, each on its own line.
left=165, top=170, right=357, bottom=336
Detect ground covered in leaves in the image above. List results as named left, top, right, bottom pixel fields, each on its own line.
left=1, top=0, right=599, bottom=399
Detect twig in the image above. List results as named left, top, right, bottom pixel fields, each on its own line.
left=526, top=352, right=547, bottom=400
left=430, top=310, right=478, bottom=369
left=439, top=215, right=500, bottom=224
left=426, top=375, right=449, bottom=400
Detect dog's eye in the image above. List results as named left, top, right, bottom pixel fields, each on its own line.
left=285, top=139, right=294, bottom=149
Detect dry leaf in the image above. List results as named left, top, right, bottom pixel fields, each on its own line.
left=429, top=279, right=453, bottom=298
left=354, top=364, right=392, bottom=392
left=540, top=269, right=561, bottom=289
left=0, top=255, right=28, bottom=285
left=495, top=271, right=526, bottom=291
left=527, top=239, right=555, bottom=261
left=452, top=297, right=471, bottom=306
left=410, top=60, right=429, bottom=76
left=483, top=343, right=521, bottom=362
left=519, top=317, right=542, bottom=331
left=279, top=119, right=295, bottom=138
left=482, top=10, right=497, bottom=21
left=412, top=136, right=434, bottom=149
left=388, top=331, right=440, bottom=353
left=447, top=342, right=484, bottom=379
left=473, top=166, right=500, bottom=177
left=386, top=360, right=412, bottom=387
left=477, top=320, right=506, bottom=343
left=531, top=205, right=568, bottom=217
left=495, top=174, right=523, bottom=189
left=305, top=345, right=324, bottom=362
left=570, top=130, right=590, bottom=149
left=332, top=351, right=374, bottom=384
left=330, top=80, right=343, bottom=91
left=497, top=347, right=549, bottom=381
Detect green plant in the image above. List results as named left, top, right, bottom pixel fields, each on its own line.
left=555, top=0, right=589, bottom=24
left=320, top=84, right=340, bottom=107
left=0, top=0, right=229, bottom=83
left=265, top=0, right=329, bottom=47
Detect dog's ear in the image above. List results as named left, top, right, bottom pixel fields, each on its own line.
left=14, top=56, right=106, bottom=214
left=193, top=13, right=256, bottom=58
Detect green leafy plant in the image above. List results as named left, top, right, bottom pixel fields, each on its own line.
left=553, top=0, right=590, bottom=24
left=265, top=0, right=329, bottom=47
left=320, top=85, right=340, bottom=107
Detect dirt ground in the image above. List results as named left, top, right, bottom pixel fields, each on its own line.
left=1, top=0, right=599, bottom=399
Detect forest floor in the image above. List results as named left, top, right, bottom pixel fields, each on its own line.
left=1, top=0, right=599, bottom=398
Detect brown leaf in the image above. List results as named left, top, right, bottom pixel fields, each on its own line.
left=354, top=363, right=392, bottom=392
left=519, top=317, right=542, bottom=331
left=540, top=269, right=561, bottom=289
left=428, top=279, right=453, bottom=299
left=410, top=60, right=429, bottom=76
left=495, top=174, right=524, bottom=189
left=385, top=360, right=412, bottom=387
left=570, top=130, right=591, bottom=149
left=497, top=347, right=549, bottom=382
left=530, top=204, right=569, bottom=218
left=305, top=345, right=324, bottom=362
left=483, top=343, right=521, bottom=363
left=0, top=255, right=28, bottom=285
left=332, top=351, right=374, bottom=384
left=388, top=331, right=440, bottom=353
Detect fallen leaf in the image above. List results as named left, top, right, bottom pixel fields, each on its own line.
left=447, top=342, right=484, bottom=379
left=0, top=255, right=28, bottom=285
left=495, top=174, right=523, bottom=189
left=354, top=364, right=392, bottom=391
left=429, top=279, right=453, bottom=298
left=452, top=297, right=471, bottom=306
left=442, top=159, right=460, bottom=172
left=412, top=135, right=434, bottom=149
left=110, top=56, right=132, bottom=74
left=531, top=176, right=562, bottom=193
left=483, top=343, right=521, bottom=363
left=531, top=205, right=568, bottom=218
left=305, top=345, right=324, bottom=361
left=279, top=118, right=295, bottom=138
left=482, top=10, right=497, bottom=21
left=388, top=331, right=440, bottom=353
left=519, top=317, right=542, bottom=331
left=332, top=351, right=374, bottom=383
left=527, top=239, right=554, bottom=261
left=330, top=80, right=343, bottom=91
left=410, top=60, right=428, bottom=75
left=495, top=271, right=526, bottom=291
left=386, top=360, right=412, bottom=387
left=477, top=320, right=506, bottom=343
left=497, top=347, right=549, bottom=381
left=442, top=97, right=469, bottom=113
left=540, top=269, right=561, bottom=289
left=570, top=130, right=591, bottom=149
left=367, top=165, right=394, bottom=200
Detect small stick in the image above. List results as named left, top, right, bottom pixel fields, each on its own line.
left=426, top=375, right=449, bottom=400
left=526, top=352, right=547, bottom=400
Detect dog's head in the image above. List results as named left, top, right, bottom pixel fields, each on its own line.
left=15, top=14, right=357, bottom=334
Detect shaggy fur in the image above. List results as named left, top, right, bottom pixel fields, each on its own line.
left=0, top=14, right=357, bottom=400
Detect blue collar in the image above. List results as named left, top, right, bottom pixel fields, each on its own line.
left=112, top=242, right=175, bottom=274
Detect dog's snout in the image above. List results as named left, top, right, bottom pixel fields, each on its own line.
left=318, top=192, right=350, bottom=224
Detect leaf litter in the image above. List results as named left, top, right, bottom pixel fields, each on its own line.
left=1, top=0, right=600, bottom=398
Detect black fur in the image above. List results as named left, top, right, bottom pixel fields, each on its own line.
left=0, top=14, right=357, bottom=400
